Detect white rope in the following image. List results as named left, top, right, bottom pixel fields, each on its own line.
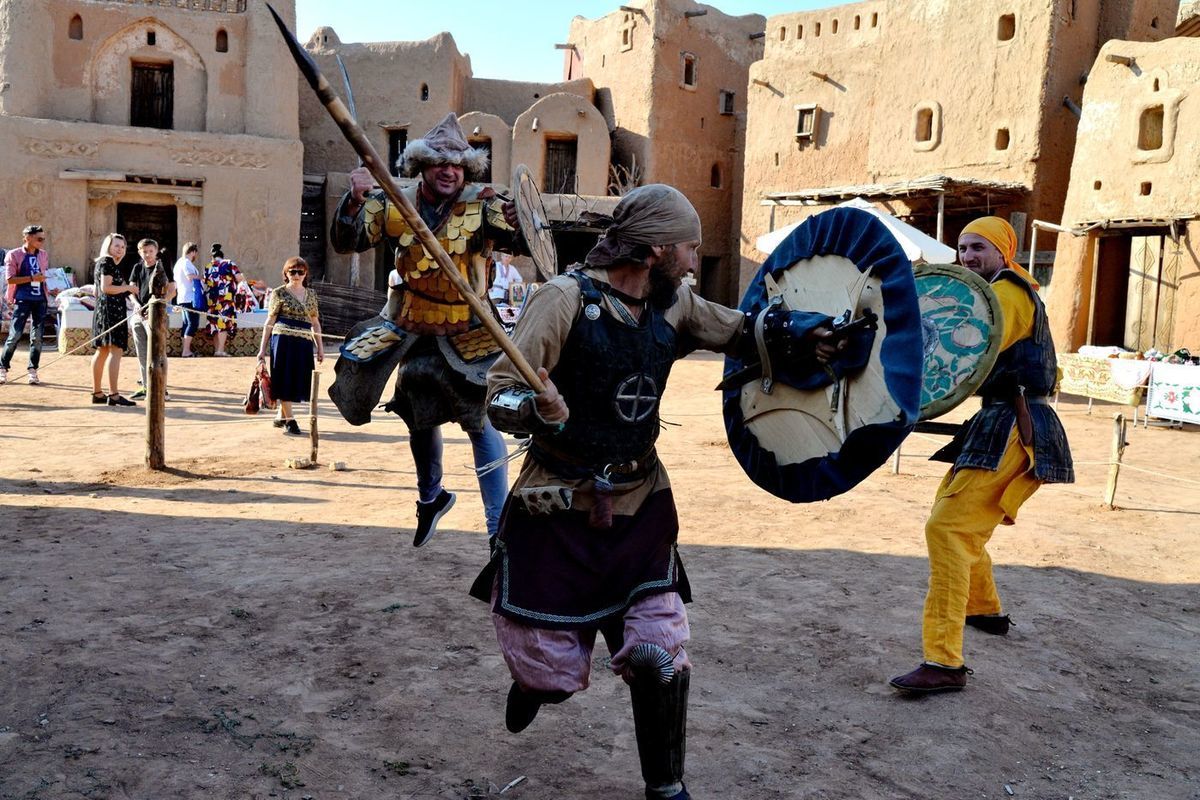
left=474, top=438, right=530, bottom=477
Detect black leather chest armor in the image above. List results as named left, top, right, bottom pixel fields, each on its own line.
left=543, top=272, right=677, bottom=467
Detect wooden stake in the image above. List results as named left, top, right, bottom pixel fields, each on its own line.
left=145, top=296, right=168, bottom=470
left=891, top=443, right=902, bottom=475
left=1103, top=413, right=1127, bottom=509
left=309, top=370, right=321, bottom=465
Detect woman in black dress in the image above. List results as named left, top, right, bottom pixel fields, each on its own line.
left=256, top=257, right=324, bottom=434
left=90, top=233, right=138, bottom=406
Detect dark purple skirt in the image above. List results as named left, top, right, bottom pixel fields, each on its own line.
left=269, top=320, right=314, bottom=403
left=471, top=488, right=690, bottom=630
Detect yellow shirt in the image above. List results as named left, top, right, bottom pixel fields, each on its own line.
left=992, top=278, right=1035, bottom=352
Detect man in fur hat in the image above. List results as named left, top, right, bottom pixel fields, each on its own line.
left=330, top=113, right=523, bottom=548
left=472, top=184, right=847, bottom=799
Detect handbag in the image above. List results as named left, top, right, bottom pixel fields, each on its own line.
left=243, top=369, right=261, bottom=415
left=258, top=363, right=276, bottom=411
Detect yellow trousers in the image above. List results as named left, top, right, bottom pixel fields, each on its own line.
left=922, top=429, right=1041, bottom=667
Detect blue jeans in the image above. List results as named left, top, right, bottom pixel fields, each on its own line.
left=1, top=299, right=47, bottom=370
left=409, top=420, right=508, bottom=537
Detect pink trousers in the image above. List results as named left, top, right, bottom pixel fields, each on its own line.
left=492, top=587, right=692, bottom=693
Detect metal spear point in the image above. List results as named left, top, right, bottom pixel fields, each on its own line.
left=265, top=3, right=546, bottom=392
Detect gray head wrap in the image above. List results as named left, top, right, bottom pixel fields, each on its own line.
left=584, top=185, right=702, bottom=268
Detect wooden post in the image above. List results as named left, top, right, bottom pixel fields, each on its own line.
left=891, top=443, right=902, bottom=475
left=1103, top=413, right=1127, bottom=509
left=936, top=192, right=946, bottom=244
left=309, top=370, right=321, bottom=465
left=145, top=291, right=169, bottom=470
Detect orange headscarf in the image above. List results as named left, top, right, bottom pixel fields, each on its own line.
left=960, top=216, right=1038, bottom=289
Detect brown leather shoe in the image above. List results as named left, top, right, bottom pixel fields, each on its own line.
left=889, top=663, right=971, bottom=694
left=966, top=614, right=1012, bottom=635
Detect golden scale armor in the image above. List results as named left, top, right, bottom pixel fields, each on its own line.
left=361, top=186, right=510, bottom=362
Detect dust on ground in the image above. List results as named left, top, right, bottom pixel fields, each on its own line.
left=1, top=351, right=1198, bottom=800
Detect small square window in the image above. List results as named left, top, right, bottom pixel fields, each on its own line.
left=795, top=103, right=820, bottom=141
left=1140, top=181, right=1152, bottom=195
left=995, top=128, right=1010, bottom=150
left=719, top=90, right=735, bottom=115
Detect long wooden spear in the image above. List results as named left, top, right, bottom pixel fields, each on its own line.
left=266, top=4, right=545, bottom=392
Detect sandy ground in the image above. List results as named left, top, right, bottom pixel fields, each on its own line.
left=0, top=346, right=1198, bottom=800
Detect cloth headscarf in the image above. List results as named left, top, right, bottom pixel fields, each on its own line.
left=961, top=216, right=1038, bottom=289
left=584, top=184, right=702, bottom=268
left=399, top=113, right=490, bottom=179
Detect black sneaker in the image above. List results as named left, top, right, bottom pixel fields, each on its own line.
left=965, top=614, right=1012, bottom=636
left=413, top=489, right=455, bottom=547
left=130, top=389, right=147, bottom=400
left=272, top=415, right=286, bottom=429
left=284, top=419, right=302, bottom=436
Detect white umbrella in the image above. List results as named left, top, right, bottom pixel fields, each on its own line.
left=754, top=197, right=957, bottom=264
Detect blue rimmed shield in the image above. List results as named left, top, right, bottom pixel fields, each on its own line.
left=914, top=263, right=1003, bottom=421
left=723, top=207, right=924, bottom=503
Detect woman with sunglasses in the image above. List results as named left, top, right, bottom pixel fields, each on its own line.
left=256, top=257, right=324, bottom=434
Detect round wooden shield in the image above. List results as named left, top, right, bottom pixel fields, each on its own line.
left=723, top=207, right=924, bottom=504
left=513, top=164, right=557, bottom=280
left=914, top=263, right=1003, bottom=421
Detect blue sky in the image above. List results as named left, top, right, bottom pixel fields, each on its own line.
left=295, top=0, right=857, bottom=82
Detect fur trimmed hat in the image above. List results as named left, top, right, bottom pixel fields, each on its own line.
left=399, top=113, right=490, bottom=180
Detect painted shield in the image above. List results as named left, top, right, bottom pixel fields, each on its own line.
left=915, top=263, right=1003, bottom=421
left=513, top=164, right=557, bottom=280
left=723, top=207, right=924, bottom=503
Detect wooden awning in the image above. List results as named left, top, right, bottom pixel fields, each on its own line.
left=761, top=174, right=1028, bottom=211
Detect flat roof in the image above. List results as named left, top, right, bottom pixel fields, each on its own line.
left=761, top=174, right=1028, bottom=206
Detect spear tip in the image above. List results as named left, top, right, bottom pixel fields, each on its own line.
left=266, top=2, right=322, bottom=92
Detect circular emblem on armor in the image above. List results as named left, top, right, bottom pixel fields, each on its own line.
left=584, top=303, right=602, bottom=321
left=613, top=373, right=659, bottom=423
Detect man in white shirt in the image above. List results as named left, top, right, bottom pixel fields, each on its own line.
left=488, top=252, right=523, bottom=304
left=172, top=242, right=202, bottom=357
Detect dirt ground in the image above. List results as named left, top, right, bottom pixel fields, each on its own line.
left=1, top=348, right=1198, bottom=800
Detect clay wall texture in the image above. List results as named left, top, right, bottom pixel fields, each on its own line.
left=738, top=0, right=1176, bottom=296
left=568, top=0, right=764, bottom=303
left=1045, top=36, right=1200, bottom=353
left=0, top=0, right=301, bottom=280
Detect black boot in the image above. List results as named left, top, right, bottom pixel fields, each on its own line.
left=629, top=655, right=690, bottom=800
left=504, top=681, right=571, bottom=733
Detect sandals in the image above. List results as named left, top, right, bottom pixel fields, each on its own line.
left=106, top=394, right=137, bottom=407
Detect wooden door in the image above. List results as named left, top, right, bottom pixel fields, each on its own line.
left=543, top=138, right=577, bottom=194
left=1124, top=235, right=1162, bottom=351
left=130, top=62, right=174, bottom=130
left=1154, top=239, right=1181, bottom=351
left=299, top=179, right=327, bottom=279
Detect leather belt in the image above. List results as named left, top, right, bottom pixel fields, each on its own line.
left=530, top=444, right=658, bottom=483
left=983, top=396, right=1050, bottom=406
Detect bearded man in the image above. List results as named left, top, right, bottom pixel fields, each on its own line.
left=331, top=113, right=522, bottom=547
left=890, top=216, right=1074, bottom=694
left=471, top=185, right=844, bottom=799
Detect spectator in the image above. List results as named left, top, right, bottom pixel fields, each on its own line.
left=488, top=252, right=523, bottom=304
left=256, top=257, right=324, bottom=435
left=1, top=225, right=53, bottom=385
left=204, top=243, right=243, bottom=357
left=173, top=242, right=203, bottom=357
left=90, top=233, right=138, bottom=406
left=128, top=239, right=175, bottom=401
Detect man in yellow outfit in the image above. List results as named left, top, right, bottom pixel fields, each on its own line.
left=890, top=217, right=1074, bottom=694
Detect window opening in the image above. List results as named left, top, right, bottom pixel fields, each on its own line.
left=1152, top=78, right=1160, bottom=92
left=779, top=27, right=786, bottom=41
left=832, top=19, right=839, bottom=34
left=130, top=61, right=174, bottom=129
left=998, top=14, right=1016, bottom=41
left=797, top=24, right=804, bottom=39
left=387, top=128, right=409, bottom=177
left=1150, top=17, right=1159, bottom=29
left=147, top=30, right=156, bottom=46
left=854, top=15, right=861, bottom=30
left=1093, top=180, right=1102, bottom=190
left=69, top=14, right=83, bottom=40
left=710, top=163, right=722, bottom=189
left=1140, top=182, right=1152, bottom=195
left=420, top=83, right=429, bottom=101
left=795, top=104, right=819, bottom=141
left=915, top=108, right=933, bottom=142
left=682, top=53, right=697, bottom=88
left=995, top=128, right=1010, bottom=150
left=1137, top=105, right=1164, bottom=150
left=216, top=28, right=228, bottom=53
left=719, top=90, right=735, bottom=115
left=871, top=13, right=878, bottom=27
left=815, top=22, right=821, bottom=36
